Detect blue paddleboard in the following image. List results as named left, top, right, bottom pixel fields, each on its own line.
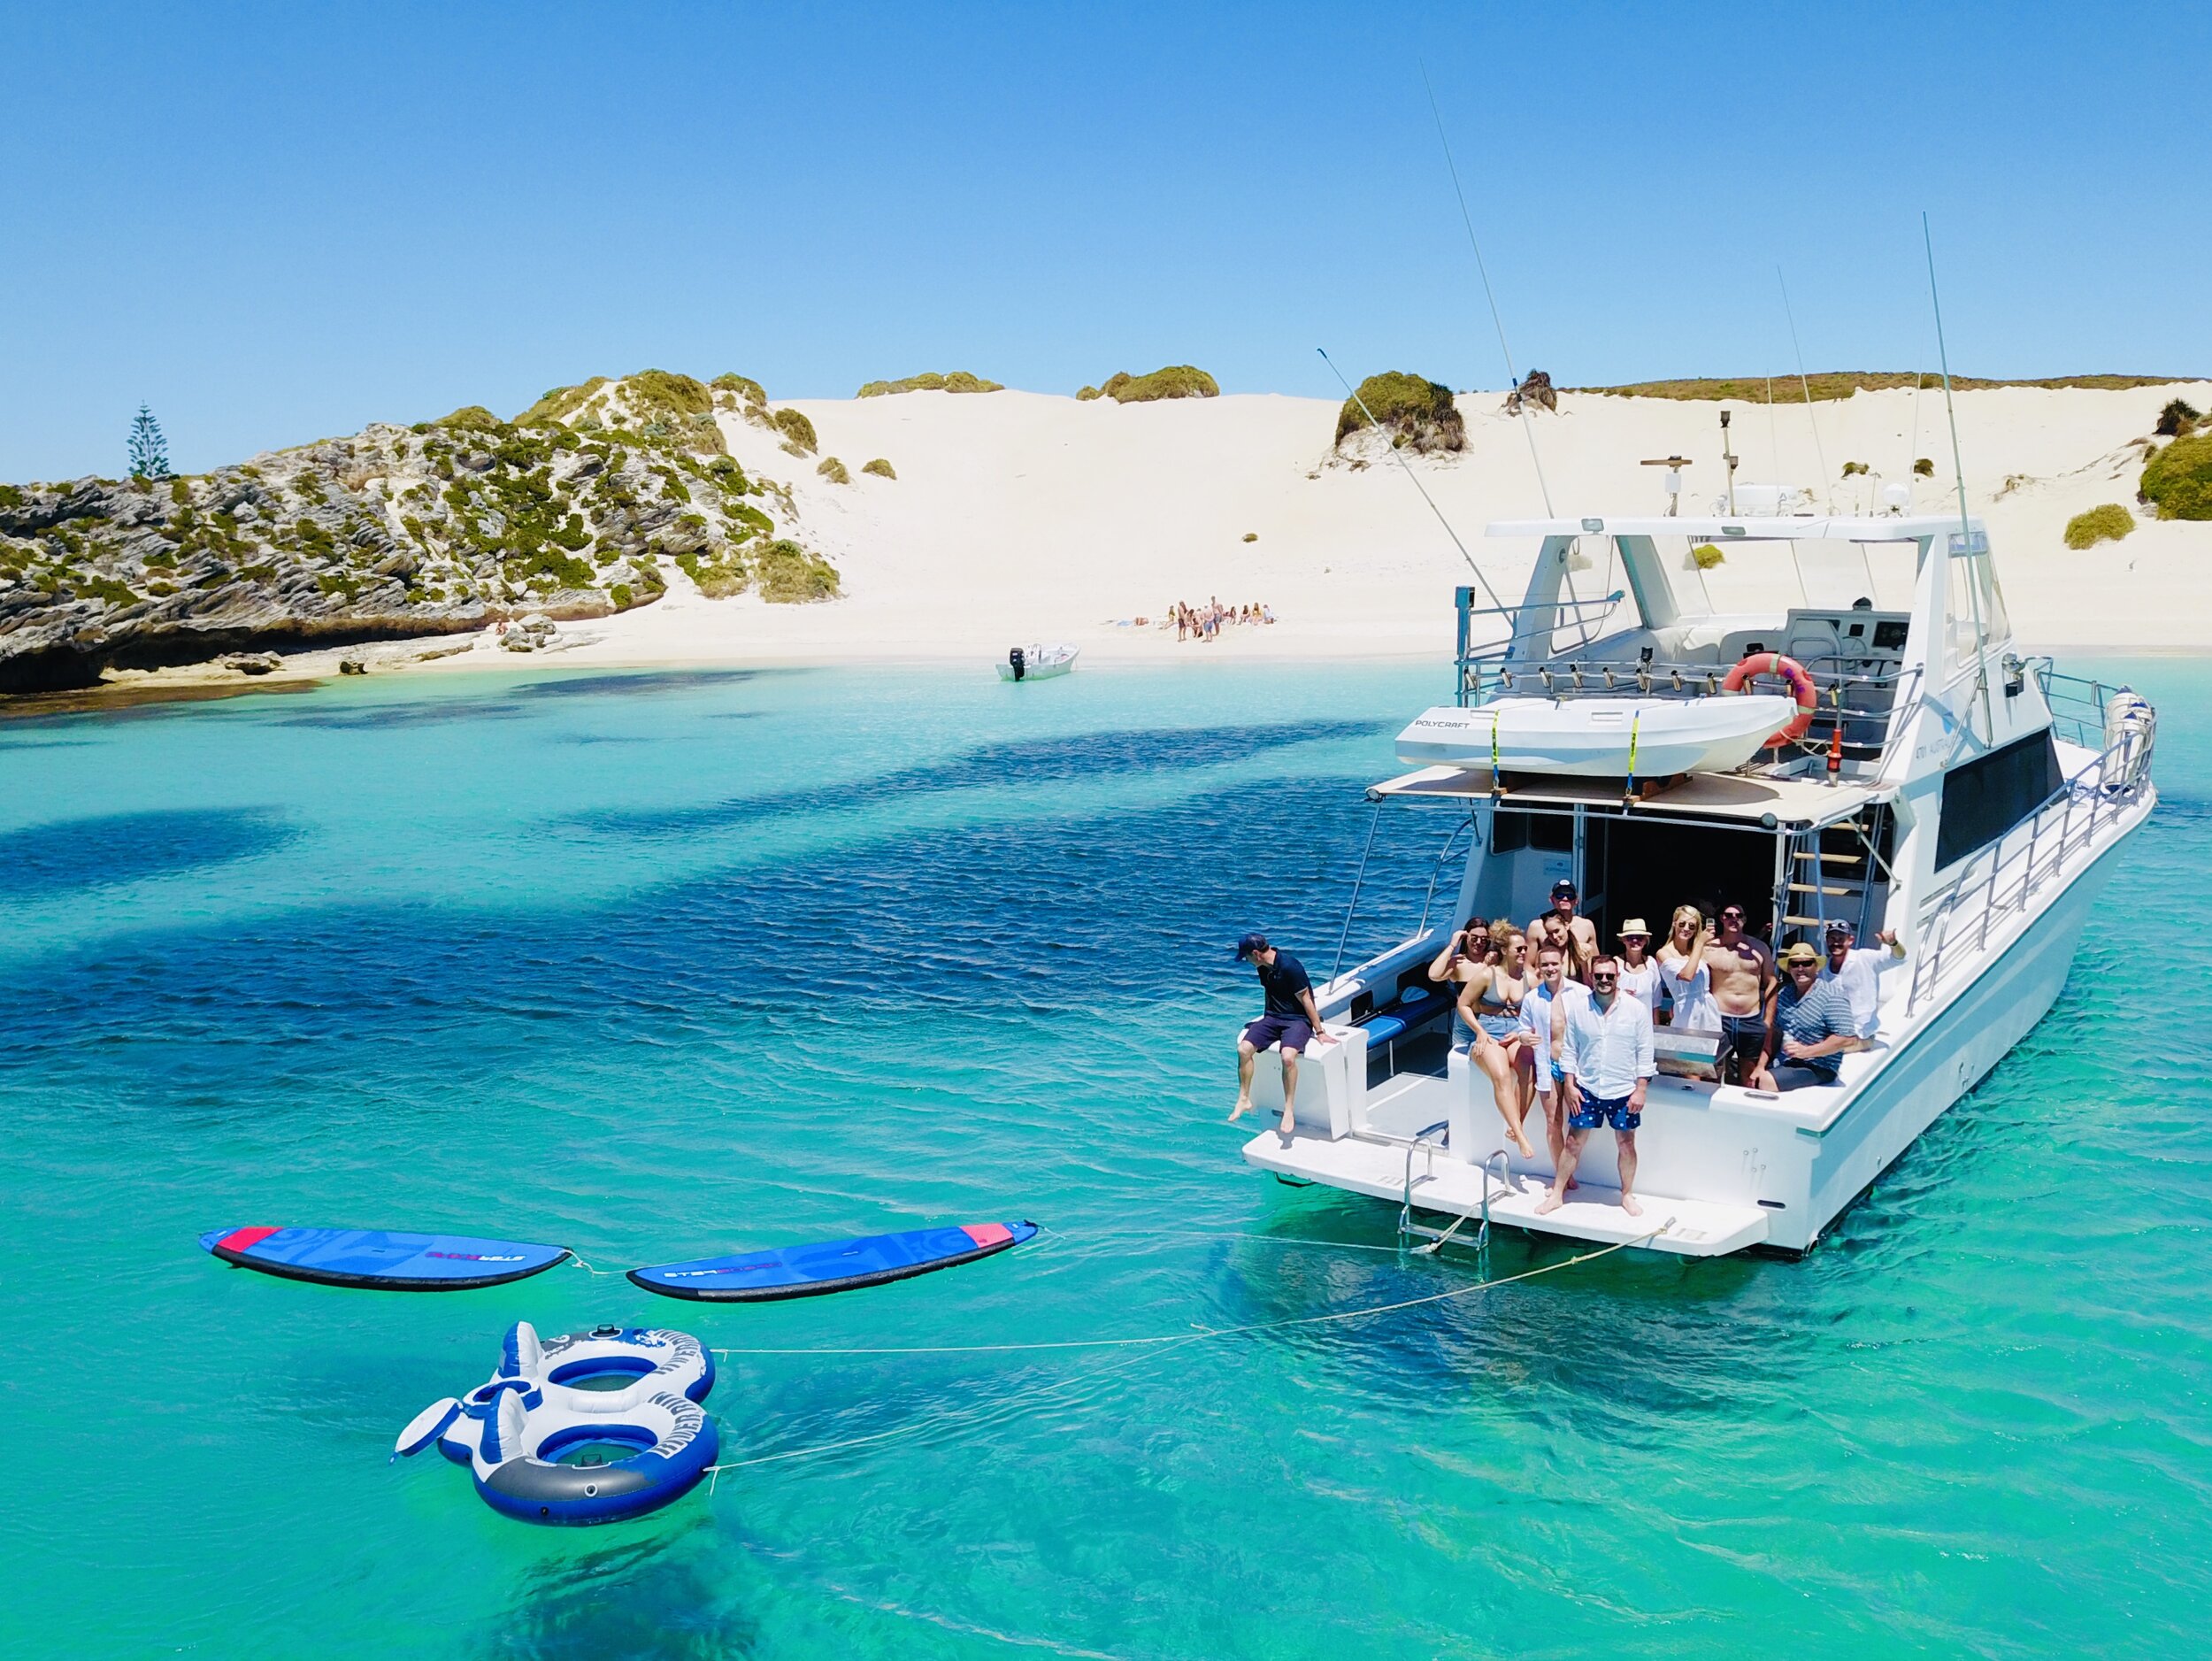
left=629, top=1220, right=1039, bottom=1302
left=199, top=1226, right=571, bottom=1290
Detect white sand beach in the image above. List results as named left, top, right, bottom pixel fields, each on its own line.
left=416, top=381, right=2205, bottom=674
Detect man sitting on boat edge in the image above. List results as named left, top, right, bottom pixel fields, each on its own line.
left=1755, top=943, right=1864, bottom=1090
left=1230, top=934, right=1335, bottom=1141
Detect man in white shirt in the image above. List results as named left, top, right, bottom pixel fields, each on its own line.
left=1539, top=954, right=1656, bottom=1218
left=1822, top=921, right=1906, bottom=1039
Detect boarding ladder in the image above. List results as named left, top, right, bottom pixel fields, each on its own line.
left=1776, top=804, right=1890, bottom=950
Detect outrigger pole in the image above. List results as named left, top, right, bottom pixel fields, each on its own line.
left=1923, top=211, right=1995, bottom=743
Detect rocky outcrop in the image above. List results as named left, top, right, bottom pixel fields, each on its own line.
left=0, top=371, right=839, bottom=694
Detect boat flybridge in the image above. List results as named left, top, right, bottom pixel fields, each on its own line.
left=1240, top=511, right=2156, bottom=1256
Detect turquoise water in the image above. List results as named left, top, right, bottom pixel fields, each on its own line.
left=4, top=658, right=2207, bottom=1659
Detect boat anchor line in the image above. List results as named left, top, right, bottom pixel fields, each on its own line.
left=695, top=1226, right=1669, bottom=1483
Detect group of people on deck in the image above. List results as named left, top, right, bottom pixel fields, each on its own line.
left=1227, top=880, right=1906, bottom=1221
left=1432, top=880, right=1904, bottom=1214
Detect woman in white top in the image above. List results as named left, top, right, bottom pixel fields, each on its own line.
left=1614, top=919, right=1664, bottom=1010
left=1656, top=904, right=1720, bottom=1034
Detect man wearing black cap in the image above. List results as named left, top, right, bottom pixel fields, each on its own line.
left=1526, top=879, right=1598, bottom=982
left=1230, top=934, right=1333, bottom=1136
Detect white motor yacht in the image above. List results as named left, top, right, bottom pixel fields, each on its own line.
left=1237, top=511, right=2156, bottom=1257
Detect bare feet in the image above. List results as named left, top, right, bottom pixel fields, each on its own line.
left=1228, top=1098, right=1251, bottom=1124
left=1278, top=1108, right=1296, bottom=1138
left=1619, top=1193, right=1643, bottom=1217
left=1513, top=1131, right=1537, bottom=1159
left=1535, top=1189, right=1564, bottom=1215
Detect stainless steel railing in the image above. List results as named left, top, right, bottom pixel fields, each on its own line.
left=1906, top=716, right=2155, bottom=1014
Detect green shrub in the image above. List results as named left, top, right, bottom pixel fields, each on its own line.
left=856, top=371, right=1004, bottom=397
left=710, top=373, right=766, bottom=405
left=626, top=370, right=714, bottom=419
left=610, top=582, right=635, bottom=609
left=2156, top=398, right=2200, bottom=438
left=1913, top=458, right=1936, bottom=477
left=1096, top=365, right=1218, bottom=404
left=169, top=477, right=191, bottom=504
left=1076, top=385, right=1102, bottom=401
left=861, top=458, right=895, bottom=480
left=1690, top=543, right=1726, bottom=569
left=1333, top=371, right=1465, bottom=451
left=2141, top=434, right=2212, bottom=519
left=1242, top=531, right=1258, bottom=542
left=2062, top=504, right=2135, bottom=549
left=1841, top=460, right=1869, bottom=478
left=757, top=538, right=840, bottom=603
left=515, top=376, right=610, bottom=427
left=773, top=408, right=818, bottom=452
left=817, top=457, right=850, bottom=484
left=436, top=405, right=503, bottom=433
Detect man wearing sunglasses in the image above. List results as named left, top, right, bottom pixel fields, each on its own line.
left=1704, top=902, right=1774, bottom=1086
left=1540, top=954, right=1656, bottom=1218
left=1525, top=879, right=1598, bottom=983
left=1230, top=934, right=1334, bottom=1138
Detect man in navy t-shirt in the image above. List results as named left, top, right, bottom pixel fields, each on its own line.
left=1230, top=934, right=1333, bottom=1138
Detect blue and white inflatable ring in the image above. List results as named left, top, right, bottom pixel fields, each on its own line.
left=396, top=1321, right=718, bottom=1525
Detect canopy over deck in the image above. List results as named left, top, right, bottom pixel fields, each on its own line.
left=1370, top=763, right=1885, bottom=831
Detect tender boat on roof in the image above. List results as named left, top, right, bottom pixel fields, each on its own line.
left=1236, top=508, right=2156, bottom=1257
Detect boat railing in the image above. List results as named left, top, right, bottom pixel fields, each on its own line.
left=1907, top=720, right=2155, bottom=1014
left=2031, top=662, right=2134, bottom=750
left=1455, top=588, right=1628, bottom=694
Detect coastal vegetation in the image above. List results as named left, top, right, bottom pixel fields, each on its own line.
left=817, top=457, right=850, bottom=484
left=0, top=367, right=843, bottom=692
left=2140, top=434, right=2212, bottom=519
left=861, top=458, right=895, bottom=480
left=1083, top=366, right=1219, bottom=404
left=1334, top=372, right=1466, bottom=452
left=856, top=372, right=1002, bottom=397
left=2157, top=399, right=2200, bottom=438
left=2063, top=504, right=2136, bottom=549
left=773, top=408, right=818, bottom=454
left=1574, top=373, right=2200, bottom=402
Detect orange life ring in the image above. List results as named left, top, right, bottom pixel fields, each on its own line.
left=1722, top=651, right=1817, bottom=747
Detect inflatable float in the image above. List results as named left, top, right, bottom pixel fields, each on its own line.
left=200, top=1225, right=571, bottom=1289
left=630, top=1220, right=1039, bottom=1302
left=1395, top=694, right=1802, bottom=778
left=397, top=1322, right=718, bottom=1525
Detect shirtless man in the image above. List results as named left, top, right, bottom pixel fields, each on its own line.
left=1702, top=902, right=1775, bottom=1085
left=1525, top=880, right=1599, bottom=984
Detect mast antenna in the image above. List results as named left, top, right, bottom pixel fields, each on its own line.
left=1776, top=268, right=1832, bottom=510
left=1420, top=65, right=1555, bottom=516
left=1922, top=211, right=1993, bottom=741
left=1317, top=346, right=1507, bottom=612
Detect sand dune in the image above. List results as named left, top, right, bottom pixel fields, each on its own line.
left=447, top=381, right=2208, bottom=671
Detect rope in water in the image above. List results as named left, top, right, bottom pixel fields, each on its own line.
left=706, top=1223, right=1668, bottom=1360
left=695, top=1225, right=1665, bottom=1484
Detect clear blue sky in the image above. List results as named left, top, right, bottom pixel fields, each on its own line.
left=4, top=1, right=2204, bottom=479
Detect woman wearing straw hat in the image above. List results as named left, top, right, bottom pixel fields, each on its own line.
left=1615, top=919, right=1664, bottom=1011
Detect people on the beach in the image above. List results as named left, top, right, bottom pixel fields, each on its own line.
left=1540, top=954, right=1656, bottom=1216
left=1455, top=929, right=1538, bottom=1158
left=1822, top=919, right=1906, bottom=1038
left=1755, top=942, right=1863, bottom=1090
left=1704, top=902, right=1774, bottom=1083
left=1229, top=933, right=1333, bottom=1138
left=1526, top=880, right=1598, bottom=983
left=1165, top=598, right=1277, bottom=642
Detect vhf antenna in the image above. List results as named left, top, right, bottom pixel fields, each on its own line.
left=1923, top=211, right=1993, bottom=742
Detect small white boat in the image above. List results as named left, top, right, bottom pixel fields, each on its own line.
left=1395, top=695, right=1800, bottom=777
left=998, top=643, right=1079, bottom=682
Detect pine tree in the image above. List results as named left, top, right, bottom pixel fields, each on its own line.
left=127, top=404, right=172, bottom=480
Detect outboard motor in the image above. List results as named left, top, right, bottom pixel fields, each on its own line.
left=1008, top=646, right=1025, bottom=681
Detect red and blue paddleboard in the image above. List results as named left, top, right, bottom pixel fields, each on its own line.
left=628, top=1220, right=1038, bottom=1303
left=199, top=1226, right=572, bottom=1290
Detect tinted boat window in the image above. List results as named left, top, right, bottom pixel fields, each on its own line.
left=1936, top=728, right=2062, bottom=870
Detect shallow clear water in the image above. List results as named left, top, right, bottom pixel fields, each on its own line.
left=3, top=657, right=2206, bottom=1659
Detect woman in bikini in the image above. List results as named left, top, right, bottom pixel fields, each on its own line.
left=1429, top=917, right=1492, bottom=1056
left=1456, top=928, right=1538, bottom=1158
